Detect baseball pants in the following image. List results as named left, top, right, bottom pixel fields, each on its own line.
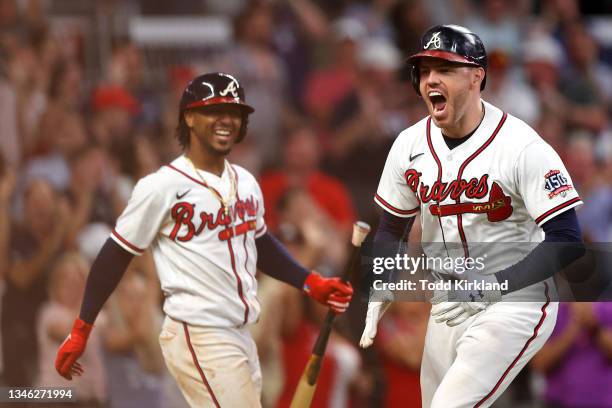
left=159, top=316, right=262, bottom=408
left=421, top=299, right=558, bottom=408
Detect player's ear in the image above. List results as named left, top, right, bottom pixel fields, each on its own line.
left=472, top=67, right=485, bottom=89
left=184, top=111, right=195, bottom=128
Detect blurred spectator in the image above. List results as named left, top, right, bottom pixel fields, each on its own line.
left=0, top=156, right=15, bottom=279
left=90, top=85, right=140, bottom=148
left=276, top=188, right=347, bottom=275
left=270, top=0, right=330, bottom=106
left=559, top=21, right=610, bottom=132
left=7, top=44, right=47, bottom=159
left=107, top=38, right=160, bottom=127
left=64, top=144, right=124, bottom=247
left=531, top=303, right=612, bottom=408
left=483, top=49, right=541, bottom=125
left=422, top=0, right=470, bottom=26
left=539, top=0, right=583, bottom=33
left=341, top=0, right=396, bottom=40
left=36, top=252, right=107, bottom=406
left=389, top=0, right=432, bottom=56
left=1, top=179, right=69, bottom=386
left=376, top=302, right=429, bottom=408
left=524, top=30, right=608, bottom=135
left=20, top=110, right=87, bottom=195
left=0, top=60, right=19, bottom=169
left=564, top=134, right=599, bottom=196
left=105, top=132, right=161, bottom=202
left=323, top=37, right=409, bottom=223
left=303, top=17, right=365, bottom=134
left=35, top=58, right=84, bottom=155
left=536, top=112, right=568, bottom=160
left=464, top=0, right=521, bottom=57
left=523, top=30, right=565, bottom=97
left=259, top=123, right=356, bottom=235
left=211, top=0, right=290, bottom=166
left=101, top=256, right=167, bottom=408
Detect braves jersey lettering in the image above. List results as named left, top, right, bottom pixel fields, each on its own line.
left=405, top=170, right=490, bottom=203
left=170, top=196, right=259, bottom=242
left=110, top=156, right=266, bottom=327
left=375, top=100, right=582, bottom=276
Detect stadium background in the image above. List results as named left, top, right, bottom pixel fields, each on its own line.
left=0, top=0, right=611, bottom=406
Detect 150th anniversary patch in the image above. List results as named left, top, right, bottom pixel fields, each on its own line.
left=544, top=169, right=573, bottom=198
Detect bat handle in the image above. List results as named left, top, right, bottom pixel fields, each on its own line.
left=305, top=311, right=335, bottom=385
left=312, top=312, right=335, bottom=356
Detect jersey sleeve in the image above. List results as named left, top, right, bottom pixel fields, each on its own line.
left=111, top=175, right=167, bottom=255
left=374, top=136, right=420, bottom=217
left=254, top=180, right=267, bottom=238
left=516, top=140, right=582, bottom=226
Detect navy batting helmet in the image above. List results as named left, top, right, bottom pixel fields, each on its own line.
left=177, top=72, right=255, bottom=147
left=407, top=25, right=487, bottom=96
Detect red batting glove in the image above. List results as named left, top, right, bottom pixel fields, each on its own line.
left=303, top=272, right=354, bottom=314
left=55, top=318, right=92, bottom=380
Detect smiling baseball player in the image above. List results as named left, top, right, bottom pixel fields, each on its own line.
left=54, top=72, right=353, bottom=407
left=360, top=25, right=584, bottom=407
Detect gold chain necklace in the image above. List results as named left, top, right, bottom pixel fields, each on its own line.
left=184, top=156, right=237, bottom=217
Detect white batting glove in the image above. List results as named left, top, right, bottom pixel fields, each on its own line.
left=429, top=272, right=502, bottom=327
left=431, top=299, right=488, bottom=327
left=359, top=290, right=393, bottom=348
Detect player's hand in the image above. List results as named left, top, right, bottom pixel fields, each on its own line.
left=55, top=318, right=93, bottom=380
left=303, top=272, right=353, bottom=314
left=359, top=289, right=393, bottom=348
left=429, top=272, right=502, bottom=326
left=431, top=299, right=488, bottom=327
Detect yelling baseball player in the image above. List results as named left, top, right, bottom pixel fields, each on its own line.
left=54, top=72, right=354, bottom=407
left=360, top=25, right=584, bottom=407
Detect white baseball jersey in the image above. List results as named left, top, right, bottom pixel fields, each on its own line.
left=376, top=100, right=579, bottom=407
left=375, top=100, right=582, bottom=277
left=110, top=155, right=266, bottom=327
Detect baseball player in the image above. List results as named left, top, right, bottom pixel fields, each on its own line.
left=54, top=72, right=354, bottom=407
left=360, top=25, right=584, bottom=407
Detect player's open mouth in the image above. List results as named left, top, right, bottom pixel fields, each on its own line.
left=428, top=91, right=447, bottom=114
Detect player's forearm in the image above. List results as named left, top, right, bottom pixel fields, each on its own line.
left=255, top=232, right=310, bottom=289
left=79, top=238, right=134, bottom=324
left=374, top=210, right=415, bottom=243
left=494, top=209, right=584, bottom=294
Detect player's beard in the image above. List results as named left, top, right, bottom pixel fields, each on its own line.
left=193, top=125, right=239, bottom=158
left=204, top=140, right=233, bottom=157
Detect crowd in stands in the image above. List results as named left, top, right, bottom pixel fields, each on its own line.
left=0, top=0, right=610, bottom=406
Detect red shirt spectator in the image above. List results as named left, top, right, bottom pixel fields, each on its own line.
left=259, top=124, right=355, bottom=232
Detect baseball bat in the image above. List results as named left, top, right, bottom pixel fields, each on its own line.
left=290, top=221, right=371, bottom=408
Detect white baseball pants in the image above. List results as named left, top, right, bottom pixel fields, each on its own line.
left=159, top=316, right=262, bottom=407
left=421, top=299, right=558, bottom=408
